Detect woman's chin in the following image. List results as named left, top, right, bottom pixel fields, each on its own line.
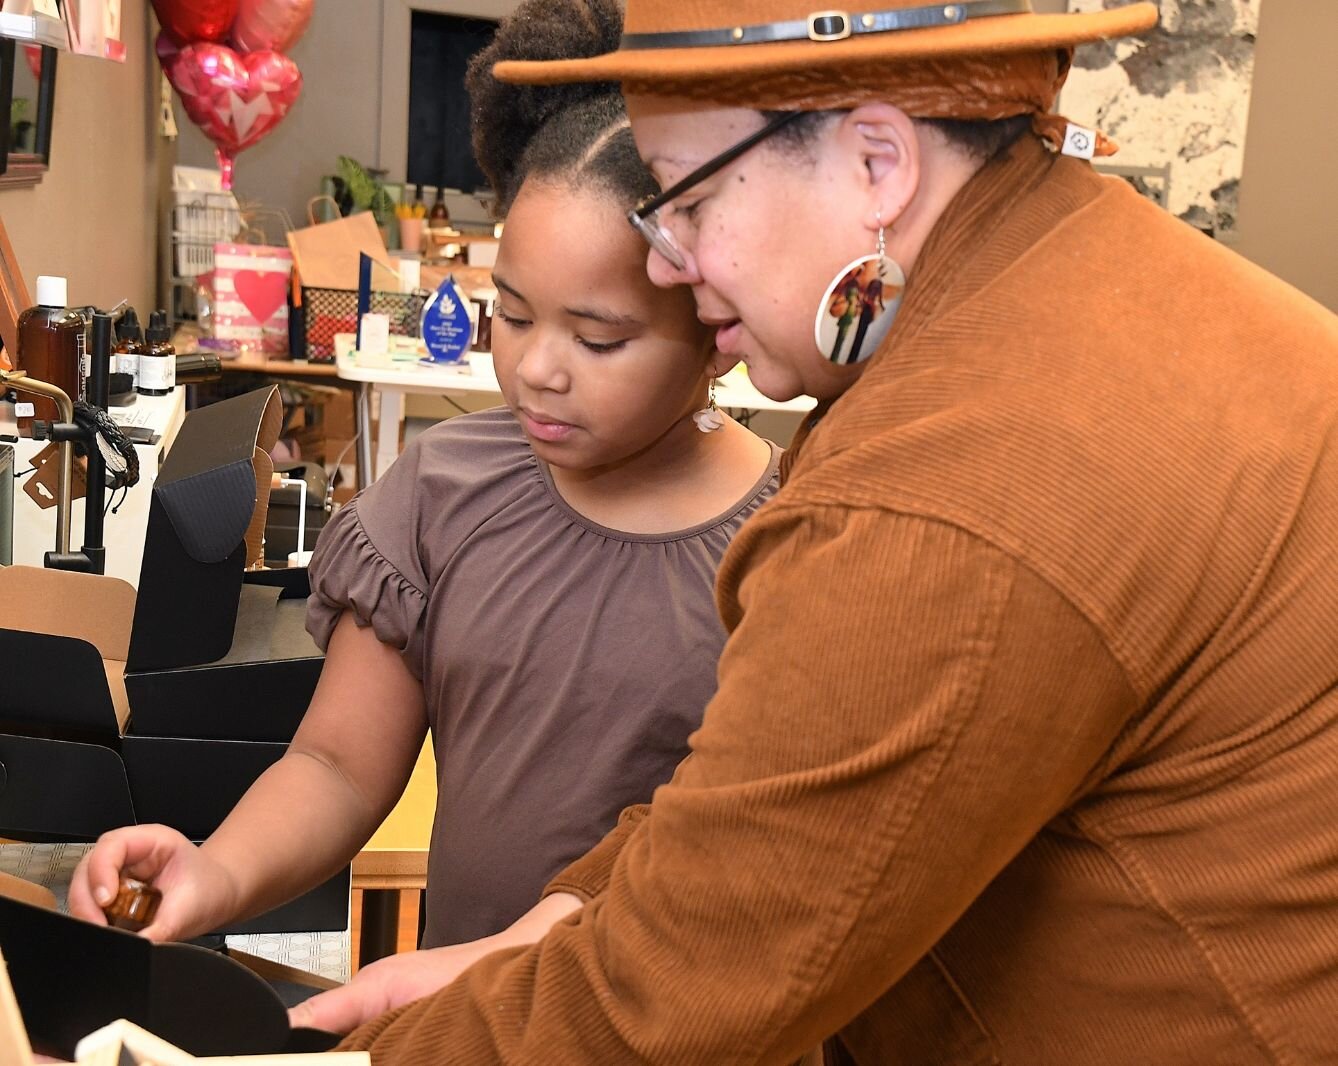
left=744, top=360, right=807, bottom=404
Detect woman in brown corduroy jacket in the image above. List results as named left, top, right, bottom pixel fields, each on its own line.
left=298, top=2, right=1338, bottom=1062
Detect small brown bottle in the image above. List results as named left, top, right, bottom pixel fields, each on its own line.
left=114, top=308, right=146, bottom=391
left=14, top=275, right=86, bottom=434
left=138, top=310, right=175, bottom=396
left=429, top=185, right=450, bottom=229
left=103, top=875, right=163, bottom=932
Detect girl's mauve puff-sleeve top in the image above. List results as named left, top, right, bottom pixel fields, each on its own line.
left=306, top=407, right=780, bottom=945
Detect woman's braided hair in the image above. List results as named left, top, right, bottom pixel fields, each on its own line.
left=466, top=0, right=658, bottom=217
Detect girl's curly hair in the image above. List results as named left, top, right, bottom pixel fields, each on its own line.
left=466, top=0, right=657, bottom=216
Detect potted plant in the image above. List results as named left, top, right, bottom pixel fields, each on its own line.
left=332, top=156, right=396, bottom=228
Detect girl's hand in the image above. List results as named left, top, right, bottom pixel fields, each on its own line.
left=67, top=825, right=239, bottom=943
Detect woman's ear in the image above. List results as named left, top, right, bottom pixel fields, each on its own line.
left=837, top=102, right=921, bottom=227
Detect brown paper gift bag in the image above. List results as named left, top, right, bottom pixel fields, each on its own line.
left=285, top=210, right=398, bottom=293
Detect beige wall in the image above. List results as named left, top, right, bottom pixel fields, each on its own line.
left=0, top=1, right=161, bottom=317
left=176, top=0, right=524, bottom=232
left=1034, top=0, right=1336, bottom=311
left=1233, top=2, right=1338, bottom=312
left=176, top=0, right=385, bottom=231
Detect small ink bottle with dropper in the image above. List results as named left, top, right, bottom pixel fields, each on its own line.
left=114, top=308, right=146, bottom=391
left=137, top=310, right=176, bottom=396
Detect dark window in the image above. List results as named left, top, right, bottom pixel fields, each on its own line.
left=407, top=11, right=497, bottom=194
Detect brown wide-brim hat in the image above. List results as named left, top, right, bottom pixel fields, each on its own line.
left=494, top=0, right=1159, bottom=87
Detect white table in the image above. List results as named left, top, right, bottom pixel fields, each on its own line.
left=336, top=347, right=815, bottom=484
left=4, top=389, right=187, bottom=586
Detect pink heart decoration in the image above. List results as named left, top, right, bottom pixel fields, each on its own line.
left=151, top=0, right=241, bottom=44
left=163, top=41, right=302, bottom=156
left=232, top=270, right=289, bottom=324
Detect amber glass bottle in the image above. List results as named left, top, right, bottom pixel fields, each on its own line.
left=138, top=310, right=176, bottom=396
left=114, top=308, right=146, bottom=390
left=429, top=185, right=450, bottom=228
left=15, top=276, right=86, bottom=435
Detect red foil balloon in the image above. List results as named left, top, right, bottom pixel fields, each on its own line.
left=163, top=41, right=303, bottom=190
left=155, top=30, right=182, bottom=67
left=151, top=0, right=241, bottom=44
left=231, top=0, right=313, bottom=55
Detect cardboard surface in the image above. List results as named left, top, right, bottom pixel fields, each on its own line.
left=247, top=447, right=275, bottom=569
left=0, top=733, right=135, bottom=840
left=0, top=872, right=54, bottom=911
left=126, top=587, right=322, bottom=743
left=0, top=949, right=35, bottom=1066
left=0, top=567, right=135, bottom=731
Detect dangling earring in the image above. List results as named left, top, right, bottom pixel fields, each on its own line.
left=693, top=377, right=725, bottom=433
left=814, top=211, right=907, bottom=366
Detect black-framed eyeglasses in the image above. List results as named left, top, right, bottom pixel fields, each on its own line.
left=628, top=110, right=805, bottom=270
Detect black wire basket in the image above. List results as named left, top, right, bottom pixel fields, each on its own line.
left=299, top=287, right=427, bottom=363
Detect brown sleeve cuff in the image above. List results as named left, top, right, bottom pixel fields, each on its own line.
left=542, top=803, right=651, bottom=902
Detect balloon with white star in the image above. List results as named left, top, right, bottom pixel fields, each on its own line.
left=159, top=33, right=302, bottom=190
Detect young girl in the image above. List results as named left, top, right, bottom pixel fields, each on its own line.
left=69, top=0, right=778, bottom=952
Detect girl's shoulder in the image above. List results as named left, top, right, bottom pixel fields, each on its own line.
left=396, top=406, right=537, bottom=495
left=410, top=406, right=530, bottom=465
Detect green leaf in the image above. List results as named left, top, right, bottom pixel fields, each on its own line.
left=370, top=187, right=396, bottom=225
left=336, top=155, right=379, bottom=212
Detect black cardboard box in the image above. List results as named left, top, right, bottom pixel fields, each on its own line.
left=124, top=387, right=325, bottom=737
left=0, top=894, right=341, bottom=1059
left=0, top=387, right=346, bottom=932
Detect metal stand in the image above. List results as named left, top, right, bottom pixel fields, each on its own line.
left=0, top=311, right=115, bottom=574
left=355, top=381, right=374, bottom=489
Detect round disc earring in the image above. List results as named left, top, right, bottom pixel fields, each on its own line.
left=813, top=213, right=907, bottom=366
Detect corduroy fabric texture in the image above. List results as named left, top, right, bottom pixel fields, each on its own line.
left=338, top=136, right=1338, bottom=1064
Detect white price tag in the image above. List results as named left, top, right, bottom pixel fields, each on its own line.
left=1062, top=123, right=1098, bottom=161
left=15, top=403, right=35, bottom=418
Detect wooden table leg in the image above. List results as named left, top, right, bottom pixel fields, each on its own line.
left=358, top=889, right=401, bottom=967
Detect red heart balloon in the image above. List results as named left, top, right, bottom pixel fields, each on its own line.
left=232, top=0, right=313, bottom=54
left=155, top=30, right=182, bottom=68
left=164, top=42, right=302, bottom=155
left=151, top=0, right=240, bottom=44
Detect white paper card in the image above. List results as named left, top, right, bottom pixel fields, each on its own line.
left=359, top=313, right=391, bottom=357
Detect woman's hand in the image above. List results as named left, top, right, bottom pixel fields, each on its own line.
left=66, top=825, right=239, bottom=943
left=287, top=941, right=500, bottom=1035
left=289, top=891, right=585, bottom=1034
